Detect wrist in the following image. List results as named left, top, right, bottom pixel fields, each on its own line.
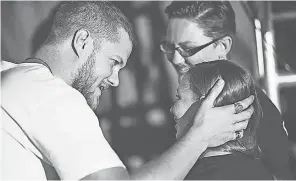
left=185, top=126, right=209, bottom=151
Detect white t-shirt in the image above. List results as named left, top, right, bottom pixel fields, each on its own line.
left=1, top=61, right=125, bottom=180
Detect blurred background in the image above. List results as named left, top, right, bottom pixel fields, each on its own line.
left=1, top=0, right=296, bottom=176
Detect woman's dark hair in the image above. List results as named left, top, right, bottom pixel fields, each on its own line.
left=187, top=60, right=262, bottom=157
left=165, top=1, right=236, bottom=39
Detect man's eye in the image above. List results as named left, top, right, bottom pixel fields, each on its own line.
left=182, top=47, right=193, bottom=52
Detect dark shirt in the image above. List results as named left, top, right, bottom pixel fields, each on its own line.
left=185, top=87, right=293, bottom=180
left=185, top=152, right=273, bottom=180
left=255, top=87, right=293, bottom=179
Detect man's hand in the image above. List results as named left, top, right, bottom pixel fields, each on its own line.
left=181, top=79, right=255, bottom=147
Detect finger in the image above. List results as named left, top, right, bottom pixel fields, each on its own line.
left=233, top=106, right=254, bottom=123
left=177, top=101, right=202, bottom=125
left=233, top=95, right=255, bottom=114
left=202, top=79, right=225, bottom=108
left=232, top=119, right=249, bottom=132
left=230, top=131, right=244, bottom=140
left=219, top=95, right=255, bottom=114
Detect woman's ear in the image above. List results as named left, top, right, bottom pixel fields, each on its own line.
left=217, top=36, right=233, bottom=57
left=72, top=29, right=94, bottom=59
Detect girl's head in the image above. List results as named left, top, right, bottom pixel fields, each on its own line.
left=170, top=60, right=262, bottom=156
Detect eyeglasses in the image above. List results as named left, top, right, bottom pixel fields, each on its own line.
left=160, top=38, right=221, bottom=58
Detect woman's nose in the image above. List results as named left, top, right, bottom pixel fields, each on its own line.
left=171, top=50, right=185, bottom=65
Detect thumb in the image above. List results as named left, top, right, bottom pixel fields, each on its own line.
left=203, top=78, right=225, bottom=108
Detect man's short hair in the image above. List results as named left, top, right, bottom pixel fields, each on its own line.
left=46, top=1, right=135, bottom=48
left=165, top=1, right=236, bottom=39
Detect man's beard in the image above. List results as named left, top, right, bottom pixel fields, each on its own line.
left=72, top=52, right=99, bottom=110
left=176, top=119, right=189, bottom=140
left=175, top=116, right=193, bottom=140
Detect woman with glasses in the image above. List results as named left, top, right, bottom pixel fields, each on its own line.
left=162, top=1, right=293, bottom=179
left=171, top=60, right=273, bottom=180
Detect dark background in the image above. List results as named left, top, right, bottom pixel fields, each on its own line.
left=1, top=1, right=295, bottom=173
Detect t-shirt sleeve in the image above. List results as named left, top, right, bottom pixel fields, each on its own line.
left=30, top=90, right=125, bottom=180
left=1, top=60, right=17, bottom=72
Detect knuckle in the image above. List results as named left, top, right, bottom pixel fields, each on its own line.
left=234, top=123, right=240, bottom=130
left=240, top=102, right=245, bottom=110
left=236, top=122, right=245, bottom=130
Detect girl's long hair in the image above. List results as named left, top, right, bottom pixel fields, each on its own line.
left=188, top=60, right=262, bottom=157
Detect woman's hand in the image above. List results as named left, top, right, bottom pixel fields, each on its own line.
left=179, top=79, right=254, bottom=147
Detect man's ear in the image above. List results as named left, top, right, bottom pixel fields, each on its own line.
left=217, top=36, right=233, bottom=56
left=72, top=29, right=94, bottom=59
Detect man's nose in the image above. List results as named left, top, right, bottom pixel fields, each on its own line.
left=107, top=70, right=119, bottom=87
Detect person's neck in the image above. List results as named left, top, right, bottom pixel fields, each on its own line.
left=202, top=150, right=231, bottom=158
left=34, top=44, right=75, bottom=85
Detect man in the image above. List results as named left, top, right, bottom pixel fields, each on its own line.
left=1, top=2, right=254, bottom=180
left=162, top=1, right=293, bottom=179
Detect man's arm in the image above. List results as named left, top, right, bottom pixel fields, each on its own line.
left=129, top=124, right=208, bottom=180
left=82, top=120, right=208, bottom=180
left=81, top=79, right=254, bottom=180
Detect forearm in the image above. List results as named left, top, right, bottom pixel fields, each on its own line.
left=130, top=128, right=208, bottom=180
